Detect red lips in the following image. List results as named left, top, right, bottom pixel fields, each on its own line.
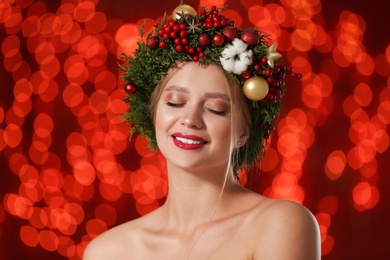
left=172, top=133, right=208, bottom=150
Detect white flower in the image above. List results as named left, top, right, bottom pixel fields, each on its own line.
left=220, top=38, right=253, bottom=75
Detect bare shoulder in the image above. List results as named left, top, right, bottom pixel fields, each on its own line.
left=251, top=198, right=321, bottom=260
left=83, top=212, right=157, bottom=260
left=83, top=219, right=138, bottom=260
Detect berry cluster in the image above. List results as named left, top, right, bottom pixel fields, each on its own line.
left=261, top=63, right=302, bottom=104
left=199, top=6, right=234, bottom=29
left=146, top=6, right=258, bottom=63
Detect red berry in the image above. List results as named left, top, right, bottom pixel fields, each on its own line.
left=176, top=45, right=183, bottom=52
left=199, top=52, right=205, bottom=59
left=181, top=38, right=189, bottom=45
left=254, top=64, right=260, bottom=71
left=196, top=46, right=203, bottom=52
left=159, top=41, right=166, bottom=48
left=241, top=70, right=251, bottom=79
left=163, top=33, right=169, bottom=40
left=261, top=57, right=268, bottom=64
left=174, top=38, right=181, bottom=45
left=170, top=31, right=177, bottom=38
left=180, top=30, right=187, bottom=38
left=193, top=56, right=199, bottom=62
left=262, top=69, right=270, bottom=76
left=179, top=23, right=186, bottom=31
left=158, top=29, right=165, bottom=36
left=173, top=25, right=180, bottom=32
left=200, top=9, right=206, bottom=15
left=189, top=47, right=195, bottom=54
left=164, top=26, right=172, bottom=33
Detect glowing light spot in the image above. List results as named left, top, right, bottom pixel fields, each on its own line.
left=14, top=78, right=33, bottom=102
left=40, top=55, right=60, bottom=79
left=94, top=204, right=117, bottom=226
left=2, top=34, right=20, bottom=57
left=38, top=230, right=59, bottom=251
left=89, top=90, right=110, bottom=114
left=73, top=1, right=95, bottom=23
left=73, top=161, right=96, bottom=186
left=353, top=182, right=380, bottom=211
left=321, top=235, right=334, bottom=256
left=63, top=84, right=85, bottom=108
left=99, top=182, right=122, bottom=201
left=259, top=147, right=278, bottom=172
left=41, top=169, right=64, bottom=193
left=20, top=225, right=39, bottom=247
left=115, top=23, right=139, bottom=55
left=325, top=150, right=346, bottom=180
left=4, top=123, right=22, bottom=148
left=4, top=193, right=33, bottom=219
left=86, top=218, right=108, bottom=237
left=57, top=236, right=76, bottom=258
left=85, top=12, right=107, bottom=33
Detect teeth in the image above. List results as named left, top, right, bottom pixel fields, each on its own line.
left=175, top=136, right=204, bottom=144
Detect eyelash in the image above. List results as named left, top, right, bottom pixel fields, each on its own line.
left=165, top=102, right=226, bottom=116
left=208, top=109, right=226, bottom=116
left=166, top=102, right=183, bottom=107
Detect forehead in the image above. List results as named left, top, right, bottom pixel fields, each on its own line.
left=164, top=62, right=230, bottom=94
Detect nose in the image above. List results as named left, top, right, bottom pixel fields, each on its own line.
left=181, top=105, right=203, bottom=129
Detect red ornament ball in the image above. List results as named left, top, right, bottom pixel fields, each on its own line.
left=240, top=29, right=260, bottom=46
left=198, top=33, right=211, bottom=46
left=146, top=36, right=158, bottom=49
left=241, top=70, right=251, bottom=79
left=125, top=83, right=137, bottom=94
left=212, top=34, right=225, bottom=46
left=222, top=26, right=239, bottom=42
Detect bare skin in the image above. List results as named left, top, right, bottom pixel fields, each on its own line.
left=83, top=63, right=320, bottom=259
left=84, top=179, right=320, bottom=259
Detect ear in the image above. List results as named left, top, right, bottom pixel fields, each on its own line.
left=235, top=126, right=250, bottom=148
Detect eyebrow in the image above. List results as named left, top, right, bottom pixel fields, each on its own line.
left=164, top=85, right=230, bottom=102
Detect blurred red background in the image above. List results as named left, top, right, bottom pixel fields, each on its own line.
left=0, top=0, right=389, bottom=259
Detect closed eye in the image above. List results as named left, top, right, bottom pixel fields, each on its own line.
left=165, top=101, right=184, bottom=107
left=207, top=108, right=226, bottom=116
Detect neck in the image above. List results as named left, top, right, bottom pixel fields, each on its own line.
left=160, top=162, right=238, bottom=233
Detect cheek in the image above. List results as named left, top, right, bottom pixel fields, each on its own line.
left=155, top=103, right=177, bottom=131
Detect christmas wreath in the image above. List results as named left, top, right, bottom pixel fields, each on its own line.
left=120, top=4, right=301, bottom=173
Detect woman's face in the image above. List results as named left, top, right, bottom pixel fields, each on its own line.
left=155, top=62, right=234, bottom=172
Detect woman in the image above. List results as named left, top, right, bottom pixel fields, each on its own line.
left=84, top=5, right=320, bottom=260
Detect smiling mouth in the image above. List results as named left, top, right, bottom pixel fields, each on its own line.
left=172, top=134, right=208, bottom=150
left=174, top=136, right=207, bottom=145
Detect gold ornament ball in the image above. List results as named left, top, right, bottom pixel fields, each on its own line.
left=243, top=77, right=269, bottom=101
left=172, top=4, right=197, bottom=20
